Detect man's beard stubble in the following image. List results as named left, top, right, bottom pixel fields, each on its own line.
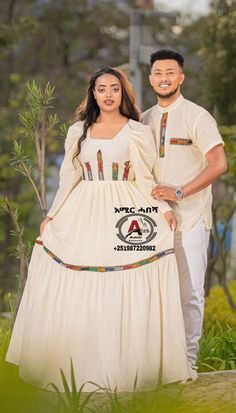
left=155, top=86, right=179, bottom=99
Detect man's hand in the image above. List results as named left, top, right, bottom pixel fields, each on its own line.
left=152, top=145, right=227, bottom=202
left=152, top=185, right=177, bottom=202
left=164, top=211, right=177, bottom=231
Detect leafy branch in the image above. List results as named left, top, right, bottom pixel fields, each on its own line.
left=16, top=80, right=59, bottom=218
left=0, top=195, right=28, bottom=318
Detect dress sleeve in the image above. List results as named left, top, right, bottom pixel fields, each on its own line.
left=47, top=123, right=82, bottom=218
left=129, top=122, right=172, bottom=214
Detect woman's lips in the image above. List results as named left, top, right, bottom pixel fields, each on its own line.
left=104, top=99, right=114, bottom=105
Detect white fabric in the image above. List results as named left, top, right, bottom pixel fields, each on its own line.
left=141, top=95, right=224, bottom=230
left=6, top=119, right=191, bottom=391
left=47, top=120, right=171, bottom=218
left=7, top=244, right=189, bottom=391
left=174, top=217, right=210, bottom=365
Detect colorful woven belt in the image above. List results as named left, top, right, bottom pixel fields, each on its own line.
left=35, top=240, right=174, bottom=272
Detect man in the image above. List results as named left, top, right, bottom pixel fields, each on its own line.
left=141, top=49, right=227, bottom=378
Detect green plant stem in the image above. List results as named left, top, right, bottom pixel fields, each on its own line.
left=3, top=196, right=27, bottom=318
left=19, top=159, right=44, bottom=213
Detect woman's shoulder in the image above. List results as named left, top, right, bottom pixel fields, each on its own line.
left=127, top=119, right=155, bottom=151
left=69, top=120, right=84, bottom=131
left=65, top=121, right=84, bottom=149
left=128, top=119, right=152, bottom=133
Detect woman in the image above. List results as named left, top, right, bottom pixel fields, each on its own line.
left=6, top=67, right=192, bottom=391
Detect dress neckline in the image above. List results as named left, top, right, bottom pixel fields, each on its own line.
left=88, top=120, right=129, bottom=141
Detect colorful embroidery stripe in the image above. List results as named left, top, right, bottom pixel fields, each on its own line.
left=35, top=240, right=174, bottom=272
left=97, top=149, right=104, bottom=180
left=170, top=138, right=193, bottom=146
left=81, top=164, right=85, bottom=180
left=112, top=163, right=118, bottom=180
left=122, top=161, right=130, bottom=180
left=85, top=162, right=93, bottom=180
left=159, top=112, right=168, bottom=158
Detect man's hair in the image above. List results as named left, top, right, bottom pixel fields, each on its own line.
left=150, top=49, right=184, bottom=68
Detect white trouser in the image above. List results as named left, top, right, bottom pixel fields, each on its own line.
left=174, top=217, right=210, bottom=366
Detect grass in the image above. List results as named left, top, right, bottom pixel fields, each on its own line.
left=0, top=360, right=201, bottom=413
left=197, top=322, right=236, bottom=372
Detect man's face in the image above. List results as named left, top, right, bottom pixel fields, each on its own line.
left=149, top=59, right=185, bottom=99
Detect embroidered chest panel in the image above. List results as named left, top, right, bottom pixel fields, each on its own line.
left=158, top=112, right=194, bottom=157
left=82, top=150, right=131, bottom=181
left=170, top=138, right=193, bottom=146
left=159, top=112, right=168, bottom=158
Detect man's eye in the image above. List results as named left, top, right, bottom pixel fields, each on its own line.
left=167, top=72, right=175, bottom=76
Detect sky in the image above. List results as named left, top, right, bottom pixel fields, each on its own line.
left=156, top=0, right=210, bottom=17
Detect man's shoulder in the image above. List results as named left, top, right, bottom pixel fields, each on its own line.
left=182, top=97, right=210, bottom=118
left=141, top=105, right=156, bottom=124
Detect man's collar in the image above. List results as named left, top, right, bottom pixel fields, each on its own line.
left=156, top=94, right=184, bottom=113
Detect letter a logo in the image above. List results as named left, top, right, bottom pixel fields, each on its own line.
left=128, top=220, right=140, bottom=232
left=126, top=220, right=142, bottom=237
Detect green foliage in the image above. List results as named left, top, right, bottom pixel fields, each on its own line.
left=0, top=325, right=11, bottom=363
left=60, top=123, right=69, bottom=138
left=198, top=0, right=236, bottom=124
left=220, top=125, right=236, bottom=184
left=0, top=294, right=14, bottom=361
left=0, top=79, right=63, bottom=308
left=49, top=359, right=95, bottom=413
left=205, top=126, right=236, bottom=301
left=19, top=81, right=59, bottom=138
left=197, top=323, right=236, bottom=372
left=11, top=140, right=32, bottom=177
left=204, top=281, right=236, bottom=329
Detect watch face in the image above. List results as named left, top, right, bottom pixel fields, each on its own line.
left=175, top=188, right=183, bottom=200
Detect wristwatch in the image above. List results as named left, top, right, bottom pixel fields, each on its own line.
left=175, top=187, right=184, bottom=201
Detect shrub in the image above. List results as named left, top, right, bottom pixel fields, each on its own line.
left=204, top=280, right=236, bottom=330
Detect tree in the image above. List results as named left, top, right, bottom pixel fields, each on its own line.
left=198, top=0, right=236, bottom=125
left=0, top=81, right=62, bottom=315
left=205, top=125, right=236, bottom=310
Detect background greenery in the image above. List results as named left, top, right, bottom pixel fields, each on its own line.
left=0, top=0, right=236, bottom=382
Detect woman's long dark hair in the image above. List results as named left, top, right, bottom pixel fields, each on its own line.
left=72, top=66, right=140, bottom=160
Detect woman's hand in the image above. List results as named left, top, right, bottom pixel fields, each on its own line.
left=164, top=211, right=177, bottom=231
left=40, top=216, right=53, bottom=236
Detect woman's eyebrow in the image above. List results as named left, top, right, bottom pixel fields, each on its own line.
left=96, top=83, right=120, bottom=87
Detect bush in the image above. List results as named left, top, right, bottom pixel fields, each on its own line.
left=204, top=280, right=236, bottom=330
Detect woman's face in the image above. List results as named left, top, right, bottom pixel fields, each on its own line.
left=93, top=74, right=122, bottom=113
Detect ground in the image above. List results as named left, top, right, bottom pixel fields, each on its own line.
left=179, top=371, right=236, bottom=412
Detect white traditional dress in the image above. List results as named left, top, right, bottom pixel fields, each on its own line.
left=6, top=119, right=191, bottom=391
